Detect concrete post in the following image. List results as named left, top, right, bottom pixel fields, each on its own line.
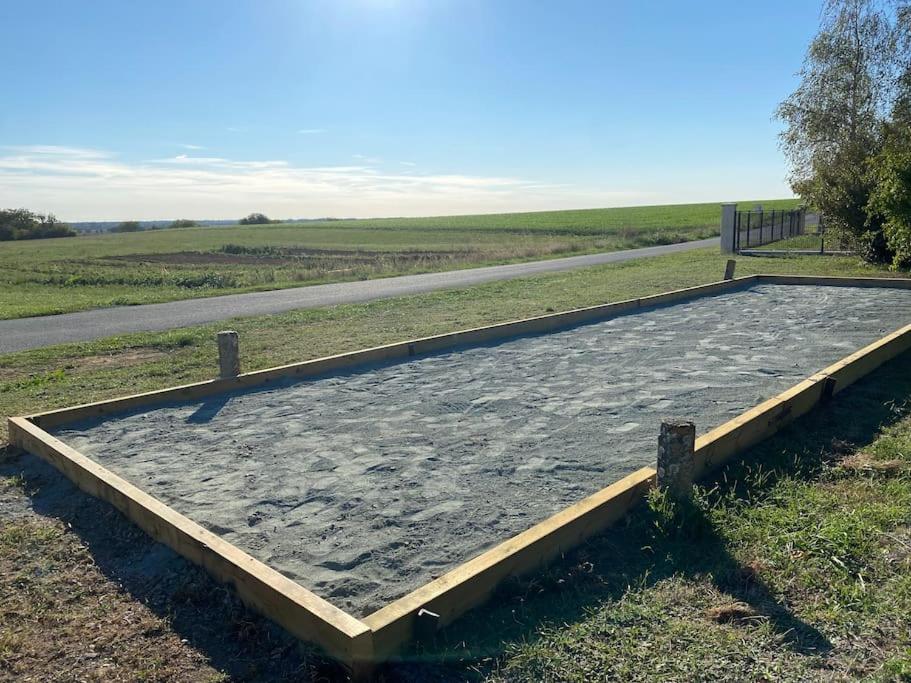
left=720, top=203, right=737, bottom=254
left=657, top=419, right=696, bottom=498
left=723, top=259, right=736, bottom=280
left=217, top=330, right=240, bottom=379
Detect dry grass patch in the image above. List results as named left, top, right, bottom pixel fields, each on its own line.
left=0, top=515, right=217, bottom=682
left=837, top=452, right=909, bottom=476
left=705, top=601, right=762, bottom=625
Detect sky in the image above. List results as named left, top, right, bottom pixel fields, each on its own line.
left=0, top=1, right=824, bottom=222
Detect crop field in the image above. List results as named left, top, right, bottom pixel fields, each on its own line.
left=0, top=199, right=799, bottom=319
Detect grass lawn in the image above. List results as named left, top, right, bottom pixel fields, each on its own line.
left=0, top=199, right=799, bottom=319
left=1, top=247, right=909, bottom=681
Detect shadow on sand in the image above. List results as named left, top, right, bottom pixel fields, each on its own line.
left=186, top=393, right=232, bottom=423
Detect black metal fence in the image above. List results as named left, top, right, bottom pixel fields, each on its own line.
left=734, top=208, right=803, bottom=252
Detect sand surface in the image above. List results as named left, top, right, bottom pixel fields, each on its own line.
left=53, top=284, right=911, bottom=616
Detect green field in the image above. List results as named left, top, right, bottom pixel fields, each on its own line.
left=0, top=199, right=799, bottom=319
left=286, top=199, right=800, bottom=233
left=1, top=247, right=910, bottom=680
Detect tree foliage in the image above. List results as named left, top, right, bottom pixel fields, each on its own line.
left=777, top=0, right=910, bottom=261
left=0, top=208, right=76, bottom=241
left=239, top=212, right=273, bottom=225
left=869, top=64, right=911, bottom=265
left=111, top=220, right=142, bottom=233
left=169, top=219, right=198, bottom=229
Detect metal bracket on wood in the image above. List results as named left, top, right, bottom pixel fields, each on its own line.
left=414, top=607, right=441, bottom=640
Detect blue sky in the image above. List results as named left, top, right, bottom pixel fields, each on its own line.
left=1, top=1, right=822, bottom=221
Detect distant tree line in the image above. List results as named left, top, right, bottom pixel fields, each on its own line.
left=239, top=212, right=274, bottom=225
left=110, top=218, right=199, bottom=232
left=778, top=0, right=911, bottom=266
left=0, top=208, right=76, bottom=241
left=107, top=214, right=275, bottom=233
left=0, top=210, right=282, bottom=240
left=110, top=220, right=142, bottom=233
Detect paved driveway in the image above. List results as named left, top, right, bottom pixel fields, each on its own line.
left=0, top=237, right=718, bottom=353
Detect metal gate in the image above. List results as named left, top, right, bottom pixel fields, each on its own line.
left=734, top=208, right=803, bottom=252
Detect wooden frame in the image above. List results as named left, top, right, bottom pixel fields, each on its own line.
left=8, top=274, right=911, bottom=677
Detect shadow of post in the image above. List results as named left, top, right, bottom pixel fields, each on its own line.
left=186, top=393, right=232, bottom=423
left=638, top=493, right=832, bottom=655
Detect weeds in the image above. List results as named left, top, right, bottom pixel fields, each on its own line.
left=0, top=368, right=65, bottom=393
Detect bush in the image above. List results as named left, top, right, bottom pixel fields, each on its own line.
left=169, top=219, right=198, bottom=229
left=869, top=137, right=911, bottom=268
left=111, top=220, right=142, bottom=233
left=239, top=213, right=272, bottom=225
left=0, top=208, right=76, bottom=241
left=174, top=272, right=238, bottom=288
left=858, top=229, right=895, bottom=265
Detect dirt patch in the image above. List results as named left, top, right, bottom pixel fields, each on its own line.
left=66, top=348, right=168, bottom=372
left=0, top=367, right=25, bottom=382
left=882, top=527, right=911, bottom=565
left=0, top=350, right=166, bottom=386
left=104, top=247, right=482, bottom=267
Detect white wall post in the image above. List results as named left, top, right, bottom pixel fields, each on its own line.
left=720, top=203, right=737, bottom=254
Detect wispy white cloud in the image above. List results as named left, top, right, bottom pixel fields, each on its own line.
left=148, top=154, right=289, bottom=170
left=0, top=145, right=656, bottom=221
left=3, top=145, right=111, bottom=159
left=352, top=153, right=382, bottom=165
left=297, top=128, right=326, bottom=135
left=178, top=143, right=205, bottom=150
left=400, top=161, right=417, bottom=167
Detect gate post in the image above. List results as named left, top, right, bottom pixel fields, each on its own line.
left=720, top=203, right=737, bottom=254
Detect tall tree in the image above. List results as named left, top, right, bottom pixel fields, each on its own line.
left=777, top=0, right=907, bottom=261
left=868, top=39, right=911, bottom=265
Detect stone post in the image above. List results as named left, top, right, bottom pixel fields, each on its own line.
left=217, top=330, right=240, bottom=379
left=723, top=259, right=736, bottom=280
left=720, top=203, right=737, bottom=254
left=657, top=419, right=696, bottom=498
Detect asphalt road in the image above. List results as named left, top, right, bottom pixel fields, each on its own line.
left=0, top=237, right=718, bottom=354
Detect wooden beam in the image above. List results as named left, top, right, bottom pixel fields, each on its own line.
left=6, top=416, right=374, bottom=669
left=363, top=467, right=655, bottom=661
left=755, top=274, right=911, bottom=289
left=695, top=320, right=911, bottom=476
left=27, top=276, right=756, bottom=430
